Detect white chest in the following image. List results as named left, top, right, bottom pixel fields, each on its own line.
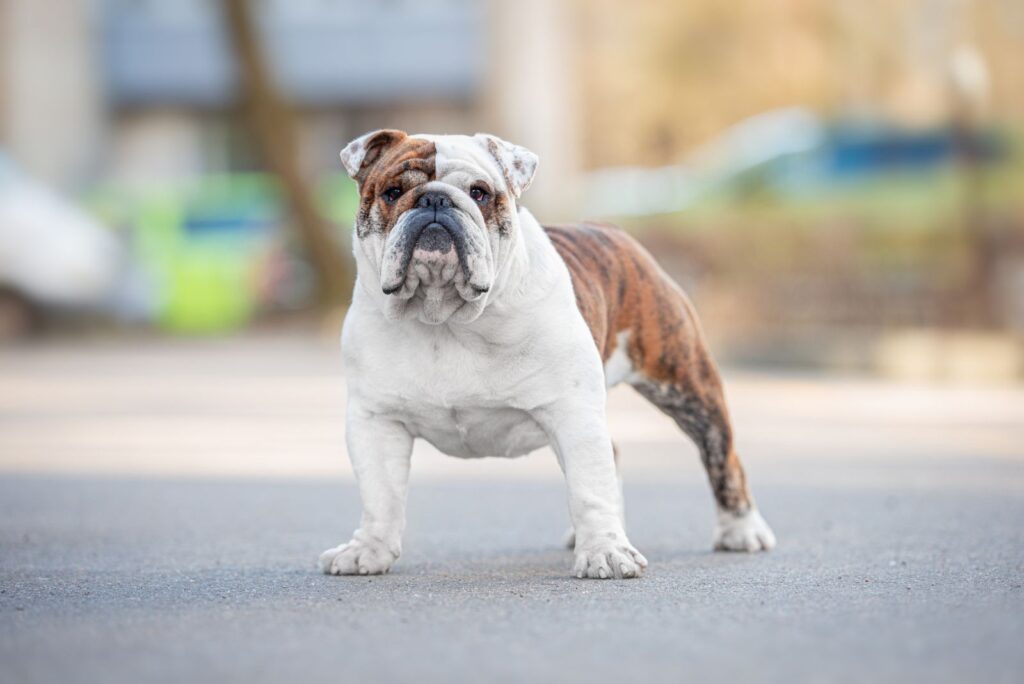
left=344, top=319, right=559, bottom=459
left=396, top=401, right=549, bottom=459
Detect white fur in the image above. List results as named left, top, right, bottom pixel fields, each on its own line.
left=603, top=331, right=637, bottom=388
left=713, top=508, right=777, bottom=552
left=338, top=132, right=371, bottom=177
left=472, top=133, right=538, bottom=198
left=322, top=134, right=645, bottom=579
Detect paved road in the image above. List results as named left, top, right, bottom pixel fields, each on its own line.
left=1, top=334, right=1023, bottom=682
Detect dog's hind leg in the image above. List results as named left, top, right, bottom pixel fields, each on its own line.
left=632, top=346, right=775, bottom=552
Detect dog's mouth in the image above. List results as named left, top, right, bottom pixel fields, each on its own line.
left=380, top=207, right=491, bottom=302
left=414, top=223, right=455, bottom=256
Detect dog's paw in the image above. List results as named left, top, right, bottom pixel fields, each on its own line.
left=713, top=508, right=776, bottom=552
left=573, top=537, right=647, bottom=579
left=318, top=538, right=398, bottom=576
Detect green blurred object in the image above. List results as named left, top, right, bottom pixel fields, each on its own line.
left=317, top=173, right=361, bottom=225
left=132, top=176, right=276, bottom=334
left=161, top=240, right=256, bottom=333
left=83, top=173, right=359, bottom=333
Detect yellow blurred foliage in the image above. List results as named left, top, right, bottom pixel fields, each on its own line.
left=575, top=0, right=1024, bottom=168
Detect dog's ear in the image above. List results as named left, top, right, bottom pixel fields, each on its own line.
left=474, top=133, right=538, bottom=199
left=340, top=129, right=408, bottom=184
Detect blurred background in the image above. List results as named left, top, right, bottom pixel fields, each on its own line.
left=2, top=6, right=1023, bottom=681
left=1, top=0, right=1022, bottom=382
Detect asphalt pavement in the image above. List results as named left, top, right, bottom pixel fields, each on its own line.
left=1, top=334, right=1022, bottom=683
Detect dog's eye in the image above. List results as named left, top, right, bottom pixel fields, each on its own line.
left=469, top=187, right=490, bottom=204
left=382, top=187, right=403, bottom=204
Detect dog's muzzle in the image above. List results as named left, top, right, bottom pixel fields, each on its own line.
left=380, top=191, right=491, bottom=299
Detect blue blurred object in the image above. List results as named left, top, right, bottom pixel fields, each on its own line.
left=823, top=125, right=1005, bottom=177
left=583, top=108, right=1011, bottom=216
left=101, top=0, right=483, bottom=107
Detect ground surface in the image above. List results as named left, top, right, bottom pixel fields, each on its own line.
left=1, top=334, right=1023, bottom=683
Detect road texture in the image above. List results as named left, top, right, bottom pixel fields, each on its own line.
left=1, top=333, right=1022, bottom=683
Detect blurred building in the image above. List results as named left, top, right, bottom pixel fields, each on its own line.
left=0, top=1, right=105, bottom=189
left=0, top=0, right=580, bottom=217
left=1, top=0, right=1022, bottom=359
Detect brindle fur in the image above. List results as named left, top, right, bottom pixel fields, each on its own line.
left=352, top=131, right=437, bottom=238
left=545, top=222, right=752, bottom=515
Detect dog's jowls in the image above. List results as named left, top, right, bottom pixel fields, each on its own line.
left=319, top=130, right=775, bottom=579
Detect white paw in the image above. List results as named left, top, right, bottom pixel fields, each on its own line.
left=573, top=536, right=648, bottom=579
left=318, top=537, right=398, bottom=576
left=713, top=508, right=776, bottom=552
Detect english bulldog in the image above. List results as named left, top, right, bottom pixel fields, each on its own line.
left=319, top=130, right=775, bottom=579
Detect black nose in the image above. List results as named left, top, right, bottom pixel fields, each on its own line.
left=416, top=191, right=453, bottom=210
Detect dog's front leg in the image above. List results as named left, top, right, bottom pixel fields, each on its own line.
left=535, top=403, right=647, bottom=579
left=319, top=404, right=413, bottom=576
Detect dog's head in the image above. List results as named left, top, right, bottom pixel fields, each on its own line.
left=340, top=130, right=538, bottom=324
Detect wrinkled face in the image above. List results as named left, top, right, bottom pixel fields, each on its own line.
left=341, top=130, right=537, bottom=325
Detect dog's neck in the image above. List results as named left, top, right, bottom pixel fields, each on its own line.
left=475, top=207, right=560, bottom=307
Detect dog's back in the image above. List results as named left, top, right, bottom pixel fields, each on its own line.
left=544, top=221, right=703, bottom=370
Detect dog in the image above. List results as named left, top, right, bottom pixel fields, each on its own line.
left=318, top=130, right=775, bottom=579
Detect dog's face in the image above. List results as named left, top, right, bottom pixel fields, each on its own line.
left=340, top=131, right=538, bottom=324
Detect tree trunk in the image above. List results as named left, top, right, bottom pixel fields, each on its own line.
left=221, top=0, right=351, bottom=307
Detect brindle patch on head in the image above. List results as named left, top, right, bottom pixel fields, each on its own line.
left=355, top=137, right=437, bottom=238
left=345, top=130, right=407, bottom=183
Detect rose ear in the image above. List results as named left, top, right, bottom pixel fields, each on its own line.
left=339, top=129, right=407, bottom=183
left=474, top=133, right=539, bottom=199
